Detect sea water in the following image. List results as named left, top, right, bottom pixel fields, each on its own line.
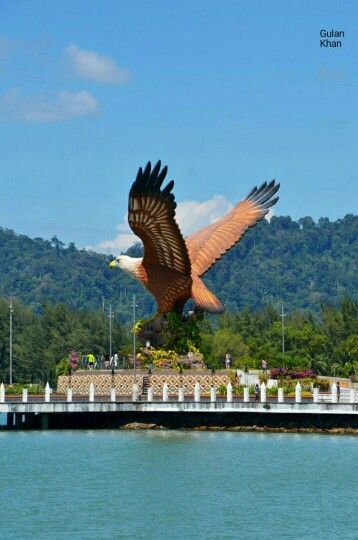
left=0, top=431, right=357, bottom=539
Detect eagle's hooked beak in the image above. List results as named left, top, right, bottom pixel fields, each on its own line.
left=108, top=260, right=117, bottom=269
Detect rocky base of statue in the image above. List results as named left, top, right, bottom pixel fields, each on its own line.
left=136, top=314, right=168, bottom=348
left=134, top=310, right=206, bottom=369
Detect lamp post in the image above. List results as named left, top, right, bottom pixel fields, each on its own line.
left=109, top=303, right=113, bottom=360
left=132, top=293, right=138, bottom=383
left=9, top=300, right=13, bottom=385
left=104, top=301, right=115, bottom=363
left=281, top=304, right=286, bottom=366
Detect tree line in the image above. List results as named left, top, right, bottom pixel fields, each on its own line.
left=0, top=213, right=356, bottom=324
left=0, top=297, right=356, bottom=385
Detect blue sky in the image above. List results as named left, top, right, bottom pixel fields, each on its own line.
left=0, top=0, right=357, bottom=253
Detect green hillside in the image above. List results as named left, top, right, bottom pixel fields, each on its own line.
left=0, top=214, right=356, bottom=321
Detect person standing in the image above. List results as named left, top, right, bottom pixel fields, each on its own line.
left=337, top=381, right=341, bottom=401
left=87, top=353, right=95, bottom=370
left=225, top=353, right=232, bottom=370
left=254, top=383, right=260, bottom=402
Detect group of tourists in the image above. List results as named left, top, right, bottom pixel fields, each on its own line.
left=86, top=353, right=119, bottom=370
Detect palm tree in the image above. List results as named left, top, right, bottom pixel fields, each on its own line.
left=308, top=356, right=327, bottom=375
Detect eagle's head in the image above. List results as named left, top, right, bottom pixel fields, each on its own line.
left=109, top=255, right=142, bottom=278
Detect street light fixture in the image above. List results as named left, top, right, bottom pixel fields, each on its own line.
left=281, top=304, right=286, bottom=367
left=9, top=299, right=13, bottom=385
left=132, top=293, right=138, bottom=384
left=104, top=300, right=115, bottom=368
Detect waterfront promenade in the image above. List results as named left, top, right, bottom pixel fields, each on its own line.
left=1, top=384, right=357, bottom=431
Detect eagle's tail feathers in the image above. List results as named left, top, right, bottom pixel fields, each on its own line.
left=192, top=278, right=224, bottom=314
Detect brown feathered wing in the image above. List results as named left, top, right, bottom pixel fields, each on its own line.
left=128, top=161, right=192, bottom=311
left=186, top=180, right=280, bottom=312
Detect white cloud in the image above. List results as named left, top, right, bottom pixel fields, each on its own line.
left=176, top=195, right=233, bottom=236
left=66, top=44, right=129, bottom=84
left=0, top=88, right=98, bottom=122
left=96, top=195, right=233, bottom=254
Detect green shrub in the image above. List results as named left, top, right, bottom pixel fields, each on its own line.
left=56, top=358, right=70, bottom=377
left=6, top=383, right=44, bottom=395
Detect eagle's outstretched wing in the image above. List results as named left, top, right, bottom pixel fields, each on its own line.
left=128, top=161, right=191, bottom=275
left=186, top=180, right=280, bottom=277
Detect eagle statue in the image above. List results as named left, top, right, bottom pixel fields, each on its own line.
left=109, top=161, right=279, bottom=317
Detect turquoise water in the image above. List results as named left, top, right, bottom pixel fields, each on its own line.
left=0, top=431, right=357, bottom=539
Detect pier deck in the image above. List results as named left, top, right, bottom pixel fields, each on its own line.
left=1, top=397, right=357, bottom=431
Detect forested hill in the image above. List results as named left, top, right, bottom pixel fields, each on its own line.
left=0, top=214, right=356, bottom=320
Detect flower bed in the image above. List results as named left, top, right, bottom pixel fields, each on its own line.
left=270, top=368, right=316, bottom=380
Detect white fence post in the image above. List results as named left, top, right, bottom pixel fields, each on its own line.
left=0, top=383, right=5, bottom=403
left=295, top=382, right=301, bottom=403
left=278, top=387, right=284, bottom=403
left=132, top=384, right=140, bottom=401
left=313, top=387, right=319, bottom=403
left=350, top=388, right=356, bottom=404
left=226, top=382, right=233, bottom=403
left=147, top=387, right=153, bottom=402
left=45, top=382, right=51, bottom=403
left=194, top=382, right=201, bottom=402
left=110, top=387, right=116, bottom=402
left=331, top=383, right=338, bottom=403
left=22, top=388, right=28, bottom=403
left=178, top=387, right=185, bottom=402
left=89, top=382, right=95, bottom=402
left=162, top=382, right=169, bottom=402
left=260, top=382, right=266, bottom=403
left=67, top=387, right=73, bottom=402
left=210, top=386, right=216, bottom=403
left=243, top=387, right=250, bottom=403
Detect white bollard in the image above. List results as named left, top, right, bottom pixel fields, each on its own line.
left=194, top=382, right=201, bottom=402
left=89, top=382, right=95, bottom=402
left=210, top=386, right=217, bottom=402
left=331, top=383, right=338, bottom=404
left=350, top=388, right=356, bottom=404
left=227, top=382, right=233, bottom=403
left=278, top=388, right=284, bottom=403
left=22, top=388, right=28, bottom=403
left=147, top=387, right=153, bottom=402
left=313, top=387, right=319, bottom=403
left=260, top=382, right=266, bottom=403
left=162, top=382, right=169, bottom=402
left=67, top=387, right=73, bottom=402
left=45, top=382, right=51, bottom=403
left=295, top=382, right=301, bottom=403
left=178, top=387, right=185, bottom=402
left=243, top=387, right=250, bottom=403
left=0, top=383, right=5, bottom=403
left=132, top=384, right=140, bottom=401
left=110, top=387, right=116, bottom=402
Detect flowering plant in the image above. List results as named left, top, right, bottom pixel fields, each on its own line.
left=270, top=368, right=316, bottom=380
left=69, top=351, right=80, bottom=371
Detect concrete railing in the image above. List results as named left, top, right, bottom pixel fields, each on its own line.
left=0, top=381, right=357, bottom=405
